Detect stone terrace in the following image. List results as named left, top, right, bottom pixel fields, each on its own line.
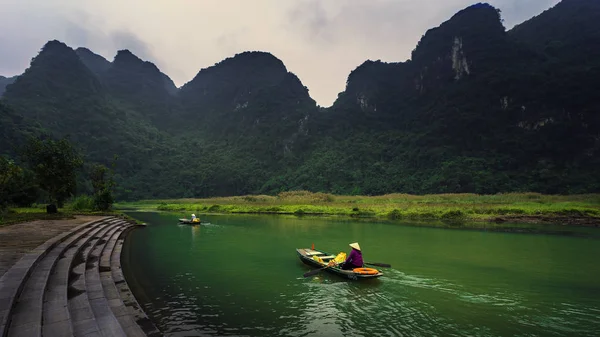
left=0, top=216, right=162, bottom=337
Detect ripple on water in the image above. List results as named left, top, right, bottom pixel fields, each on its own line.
left=126, top=213, right=600, bottom=336
left=277, top=276, right=455, bottom=336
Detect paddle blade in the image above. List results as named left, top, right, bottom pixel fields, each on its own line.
left=303, top=267, right=326, bottom=278
left=365, top=262, right=391, bottom=268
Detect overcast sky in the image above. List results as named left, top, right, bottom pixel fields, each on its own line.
left=0, top=0, right=559, bottom=106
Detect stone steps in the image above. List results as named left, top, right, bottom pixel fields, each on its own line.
left=69, top=220, right=121, bottom=337
left=43, top=218, right=121, bottom=337
left=86, top=222, right=129, bottom=337
left=111, top=227, right=162, bottom=337
left=7, top=219, right=111, bottom=337
left=0, top=216, right=155, bottom=337
left=0, top=217, right=110, bottom=337
left=99, top=224, right=143, bottom=336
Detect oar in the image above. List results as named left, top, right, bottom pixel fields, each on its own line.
left=303, top=265, right=331, bottom=277
left=303, top=266, right=328, bottom=277
left=365, top=262, right=391, bottom=268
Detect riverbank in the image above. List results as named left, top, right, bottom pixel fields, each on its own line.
left=0, top=205, right=142, bottom=227
left=115, top=191, right=600, bottom=226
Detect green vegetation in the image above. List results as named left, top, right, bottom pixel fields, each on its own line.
left=0, top=202, right=140, bottom=227
left=0, top=133, right=117, bottom=224
left=0, top=75, right=15, bottom=96
left=1, top=1, right=599, bottom=202
left=22, top=135, right=84, bottom=207
left=89, top=158, right=117, bottom=211
left=0, top=209, right=76, bottom=227
left=115, top=191, right=600, bottom=225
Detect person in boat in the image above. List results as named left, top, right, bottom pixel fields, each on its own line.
left=329, top=242, right=363, bottom=270
left=191, top=214, right=200, bottom=223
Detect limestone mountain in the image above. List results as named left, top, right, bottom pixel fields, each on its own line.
left=2, top=40, right=107, bottom=144
left=178, top=51, right=317, bottom=159
left=297, top=1, right=600, bottom=194
left=101, top=50, right=178, bottom=125
left=510, top=0, right=600, bottom=63
left=75, top=48, right=112, bottom=76
left=1, top=40, right=176, bottom=197
left=1, top=0, right=599, bottom=199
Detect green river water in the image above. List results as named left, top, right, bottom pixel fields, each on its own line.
left=122, top=212, right=600, bottom=336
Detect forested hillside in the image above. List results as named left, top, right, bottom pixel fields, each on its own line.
left=280, top=1, right=600, bottom=195
left=0, top=76, right=16, bottom=96
left=1, top=0, right=599, bottom=200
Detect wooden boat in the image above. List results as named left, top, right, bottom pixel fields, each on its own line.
left=178, top=218, right=205, bottom=225
left=296, top=248, right=383, bottom=280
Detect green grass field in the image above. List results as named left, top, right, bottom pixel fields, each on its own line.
left=114, top=191, right=600, bottom=224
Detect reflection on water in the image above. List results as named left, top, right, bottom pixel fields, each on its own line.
left=123, top=212, right=600, bottom=337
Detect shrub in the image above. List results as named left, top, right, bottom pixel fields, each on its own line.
left=441, top=210, right=466, bottom=220
left=387, top=209, right=402, bottom=219
left=94, top=190, right=114, bottom=211
left=70, top=195, right=94, bottom=211
left=208, top=204, right=221, bottom=212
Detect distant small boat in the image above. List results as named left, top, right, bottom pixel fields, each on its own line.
left=296, top=248, right=383, bottom=280
left=178, top=218, right=205, bottom=225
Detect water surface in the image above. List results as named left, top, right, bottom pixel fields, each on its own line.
left=122, top=212, right=600, bottom=336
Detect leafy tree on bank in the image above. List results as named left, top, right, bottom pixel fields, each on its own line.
left=90, top=155, right=117, bottom=211
left=0, top=156, right=23, bottom=211
left=21, top=135, right=83, bottom=209
left=0, top=156, right=39, bottom=211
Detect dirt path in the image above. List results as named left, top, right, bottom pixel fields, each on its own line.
left=0, top=215, right=105, bottom=277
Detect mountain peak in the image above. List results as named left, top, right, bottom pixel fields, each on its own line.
left=41, top=39, right=71, bottom=52
left=112, top=49, right=164, bottom=75
left=408, top=2, right=507, bottom=91
left=114, top=49, right=143, bottom=64
left=452, top=2, right=498, bottom=18
left=28, top=40, right=83, bottom=71
left=75, top=47, right=94, bottom=54
left=214, top=51, right=287, bottom=73
left=412, top=2, right=504, bottom=61
left=2, top=40, right=103, bottom=110
left=76, top=47, right=111, bottom=75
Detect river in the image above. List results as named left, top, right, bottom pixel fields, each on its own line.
left=122, top=212, right=600, bottom=336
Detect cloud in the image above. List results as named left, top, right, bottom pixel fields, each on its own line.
left=494, top=0, right=560, bottom=27
left=286, top=0, right=561, bottom=57
left=287, top=0, right=333, bottom=46
left=63, top=16, right=158, bottom=64
left=215, top=28, right=251, bottom=56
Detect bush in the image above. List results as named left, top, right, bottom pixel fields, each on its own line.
left=441, top=210, right=466, bottom=220
left=387, top=209, right=402, bottom=219
left=208, top=204, right=221, bottom=212
left=70, top=195, right=94, bottom=211
left=277, top=190, right=335, bottom=203
left=94, top=190, right=114, bottom=211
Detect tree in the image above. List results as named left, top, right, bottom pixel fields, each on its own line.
left=22, top=135, right=83, bottom=209
left=90, top=156, right=117, bottom=211
left=0, top=156, right=39, bottom=211
left=0, top=156, right=23, bottom=211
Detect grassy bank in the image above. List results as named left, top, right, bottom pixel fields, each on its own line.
left=0, top=203, right=140, bottom=227
left=115, top=191, right=600, bottom=226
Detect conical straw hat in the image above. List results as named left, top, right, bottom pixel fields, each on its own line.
left=349, top=242, right=361, bottom=251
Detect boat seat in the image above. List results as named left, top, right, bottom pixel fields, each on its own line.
left=319, top=255, right=336, bottom=260
left=305, top=250, right=323, bottom=256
